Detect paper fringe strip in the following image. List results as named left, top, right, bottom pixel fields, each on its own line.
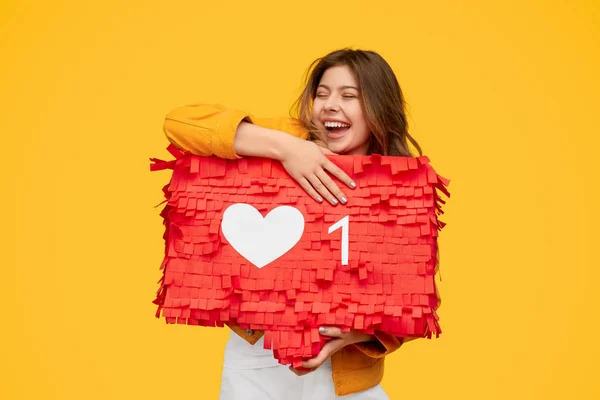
left=151, top=145, right=450, bottom=367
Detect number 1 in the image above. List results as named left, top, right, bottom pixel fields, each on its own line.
left=328, top=216, right=349, bottom=265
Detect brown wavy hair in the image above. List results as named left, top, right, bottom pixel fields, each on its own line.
left=292, top=49, right=422, bottom=157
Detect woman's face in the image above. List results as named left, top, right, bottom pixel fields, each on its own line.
left=311, top=65, right=371, bottom=155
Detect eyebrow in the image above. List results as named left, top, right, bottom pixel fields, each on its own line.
left=318, top=84, right=359, bottom=91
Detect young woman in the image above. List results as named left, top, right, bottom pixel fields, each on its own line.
left=163, top=49, right=434, bottom=399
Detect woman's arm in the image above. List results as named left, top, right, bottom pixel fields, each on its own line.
left=232, top=121, right=302, bottom=160
left=163, top=104, right=309, bottom=158
left=163, top=103, right=355, bottom=204
left=301, top=282, right=442, bottom=366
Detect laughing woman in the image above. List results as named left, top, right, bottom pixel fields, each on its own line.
left=163, top=48, right=436, bottom=399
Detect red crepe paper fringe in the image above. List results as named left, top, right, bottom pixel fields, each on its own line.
left=151, top=149, right=449, bottom=366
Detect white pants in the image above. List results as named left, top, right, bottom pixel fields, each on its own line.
left=219, top=332, right=389, bottom=400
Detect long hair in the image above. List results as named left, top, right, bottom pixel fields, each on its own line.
left=292, top=49, right=422, bottom=157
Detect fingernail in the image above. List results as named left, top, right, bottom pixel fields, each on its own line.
left=349, top=181, right=356, bottom=188
left=331, top=198, right=338, bottom=205
left=316, top=196, right=323, bottom=203
left=319, top=327, right=327, bottom=334
left=341, top=196, right=347, bottom=204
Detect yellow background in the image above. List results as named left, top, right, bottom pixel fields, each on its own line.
left=2, top=0, right=599, bottom=399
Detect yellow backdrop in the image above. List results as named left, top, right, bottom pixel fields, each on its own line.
left=2, top=0, right=599, bottom=399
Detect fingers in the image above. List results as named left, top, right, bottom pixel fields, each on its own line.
left=320, top=327, right=374, bottom=345
left=296, top=328, right=359, bottom=371
left=307, top=174, right=340, bottom=206
left=301, top=339, right=345, bottom=369
left=318, top=326, right=343, bottom=337
left=289, top=366, right=314, bottom=376
left=283, top=141, right=356, bottom=205
left=322, top=160, right=356, bottom=190
left=296, top=177, right=324, bottom=203
left=315, top=170, right=347, bottom=205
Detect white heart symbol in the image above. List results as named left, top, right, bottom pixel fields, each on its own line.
left=221, top=203, right=305, bottom=268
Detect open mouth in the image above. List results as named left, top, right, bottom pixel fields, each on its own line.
left=323, top=121, right=351, bottom=138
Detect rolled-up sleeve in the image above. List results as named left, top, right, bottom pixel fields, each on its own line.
left=353, top=332, right=404, bottom=358
left=163, top=104, right=253, bottom=159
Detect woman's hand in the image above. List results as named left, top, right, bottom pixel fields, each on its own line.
left=289, top=327, right=374, bottom=376
left=233, top=122, right=356, bottom=205
left=278, top=137, right=356, bottom=205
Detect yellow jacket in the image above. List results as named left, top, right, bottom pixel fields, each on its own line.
left=163, top=103, right=427, bottom=396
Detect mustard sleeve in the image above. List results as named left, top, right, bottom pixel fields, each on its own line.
left=353, top=332, right=404, bottom=359
left=163, top=104, right=251, bottom=159
left=163, top=104, right=308, bottom=158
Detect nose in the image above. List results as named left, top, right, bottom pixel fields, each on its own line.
left=324, top=95, right=340, bottom=112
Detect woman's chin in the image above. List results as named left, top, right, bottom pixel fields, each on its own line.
left=332, top=142, right=369, bottom=156
left=324, top=139, right=352, bottom=155
left=325, top=144, right=347, bottom=155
